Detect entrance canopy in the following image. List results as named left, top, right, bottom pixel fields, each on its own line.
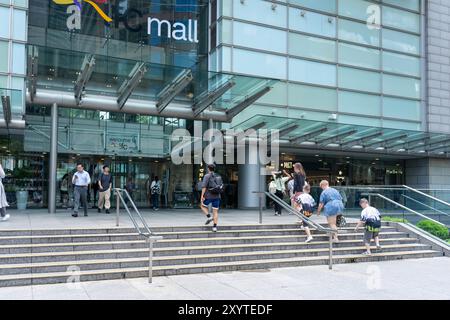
left=26, top=45, right=277, bottom=122
left=235, top=115, right=450, bottom=158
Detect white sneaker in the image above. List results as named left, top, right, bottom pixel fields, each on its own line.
left=1, top=214, right=10, bottom=222
left=305, top=236, right=313, bottom=243
left=212, top=226, right=218, bottom=232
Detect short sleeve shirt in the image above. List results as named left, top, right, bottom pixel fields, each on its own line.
left=202, top=173, right=221, bottom=200
left=361, top=206, right=381, bottom=222
left=99, top=173, right=112, bottom=191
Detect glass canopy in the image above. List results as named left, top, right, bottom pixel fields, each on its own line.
left=27, top=45, right=277, bottom=119
left=234, top=115, right=450, bottom=158
left=0, top=87, right=24, bottom=121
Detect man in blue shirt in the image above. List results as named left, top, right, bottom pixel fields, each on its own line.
left=72, top=163, right=91, bottom=217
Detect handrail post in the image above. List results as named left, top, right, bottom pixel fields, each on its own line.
left=259, top=192, right=263, bottom=224
left=116, top=189, right=120, bottom=227
left=148, top=238, right=154, bottom=284
left=329, top=233, right=333, bottom=270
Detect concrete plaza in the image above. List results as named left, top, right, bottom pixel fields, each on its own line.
left=0, top=207, right=354, bottom=230
left=0, top=257, right=448, bottom=300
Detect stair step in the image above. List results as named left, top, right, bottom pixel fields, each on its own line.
left=0, top=227, right=399, bottom=244
left=0, top=243, right=432, bottom=275
left=0, top=237, right=419, bottom=264
left=0, top=250, right=440, bottom=287
left=0, top=223, right=391, bottom=236
left=0, top=231, right=411, bottom=254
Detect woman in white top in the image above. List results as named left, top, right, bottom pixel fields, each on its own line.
left=272, top=170, right=291, bottom=216
left=0, top=164, right=10, bottom=221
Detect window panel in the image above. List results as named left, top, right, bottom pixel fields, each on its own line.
left=383, top=74, right=420, bottom=99
left=383, top=96, right=420, bottom=121
left=382, top=29, right=420, bottom=55
left=0, top=41, right=9, bottom=72
left=338, top=67, right=381, bottom=93
left=288, top=0, right=336, bottom=13
left=383, top=0, right=420, bottom=12
left=233, top=48, right=287, bottom=79
left=382, top=51, right=420, bottom=77
left=0, top=7, right=10, bottom=39
left=289, top=58, right=336, bottom=86
left=233, top=21, right=287, bottom=54
left=12, top=9, right=27, bottom=41
left=288, top=83, right=337, bottom=111
left=11, top=42, right=25, bottom=74
left=233, top=0, right=287, bottom=28
left=289, top=33, right=336, bottom=62
left=289, top=8, right=336, bottom=38
left=382, top=5, right=420, bottom=33
left=259, top=82, right=288, bottom=106
left=218, top=19, right=232, bottom=45
left=338, top=0, right=374, bottom=21
left=0, top=75, right=7, bottom=88
left=13, top=0, right=28, bottom=7
left=338, top=19, right=380, bottom=46
left=338, top=43, right=380, bottom=70
left=338, top=91, right=381, bottom=116
left=10, top=76, right=24, bottom=114
left=383, top=119, right=420, bottom=130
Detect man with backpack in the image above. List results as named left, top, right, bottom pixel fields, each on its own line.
left=200, top=164, right=223, bottom=232
left=354, top=198, right=382, bottom=255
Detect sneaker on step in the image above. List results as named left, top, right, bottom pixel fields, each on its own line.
left=212, top=226, right=218, bottom=232
left=98, top=208, right=101, bottom=213
left=105, top=209, right=110, bottom=214
left=305, top=236, right=313, bottom=243
left=205, top=217, right=213, bottom=225
left=1, top=214, right=10, bottom=221
left=361, top=251, right=372, bottom=256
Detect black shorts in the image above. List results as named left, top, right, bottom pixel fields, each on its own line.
left=364, top=229, right=379, bottom=244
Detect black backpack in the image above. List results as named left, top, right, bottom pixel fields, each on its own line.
left=208, top=174, right=224, bottom=195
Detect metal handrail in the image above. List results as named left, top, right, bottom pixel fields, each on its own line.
left=114, top=188, right=163, bottom=283
left=368, top=193, right=446, bottom=227
left=258, top=191, right=336, bottom=270
left=403, top=185, right=450, bottom=209
left=401, top=194, right=450, bottom=217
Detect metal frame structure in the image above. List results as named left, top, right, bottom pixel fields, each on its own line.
left=156, top=69, right=193, bottom=113
left=117, top=62, right=148, bottom=110
left=74, top=55, right=96, bottom=105
left=192, top=79, right=235, bottom=117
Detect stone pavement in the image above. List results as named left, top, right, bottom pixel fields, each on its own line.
left=0, top=208, right=360, bottom=230
left=0, top=257, right=448, bottom=300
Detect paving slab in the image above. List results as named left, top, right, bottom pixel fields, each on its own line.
left=0, top=257, right=448, bottom=300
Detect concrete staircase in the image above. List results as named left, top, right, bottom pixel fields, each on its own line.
left=0, top=222, right=442, bottom=287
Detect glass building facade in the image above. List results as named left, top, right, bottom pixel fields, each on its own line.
left=0, top=0, right=450, bottom=210
left=211, top=0, right=424, bottom=130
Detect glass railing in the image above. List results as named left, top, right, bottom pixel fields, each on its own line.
left=309, top=185, right=450, bottom=226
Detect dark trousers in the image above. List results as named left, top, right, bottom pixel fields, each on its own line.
left=74, top=186, right=88, bottom=215
left=274, top=190, right=284, bottom=215
left=151, top=193, right=159, bottom=209
left=0, top=207, right=6, bottom=217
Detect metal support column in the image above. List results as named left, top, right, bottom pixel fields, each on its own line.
left=48, top=103, right=58, bottom=214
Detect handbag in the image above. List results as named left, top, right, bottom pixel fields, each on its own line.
left=336, top=214, right=346, bottom=227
